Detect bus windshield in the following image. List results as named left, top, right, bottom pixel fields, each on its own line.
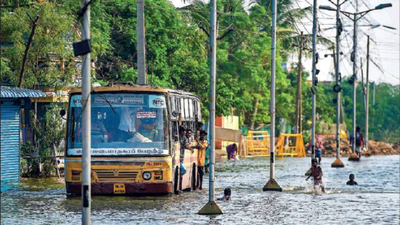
left=67, top=93, right=169, bottom=157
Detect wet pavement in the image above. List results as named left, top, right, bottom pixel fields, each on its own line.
left=1, top=155, right=399, bottom=225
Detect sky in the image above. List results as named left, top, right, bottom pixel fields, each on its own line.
left=170, top=0, right=399, bottom=84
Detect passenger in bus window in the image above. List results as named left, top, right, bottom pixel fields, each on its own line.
left=195, top=122, right=204, bottom=142
left=196, top=130, right=208, bottom=190
left=186, top=128, right=194, bottom=142
left=91, top=116, right=107, bottom=143
left=139, top=119, right=158, bottom=141
left=179, top=126, right=194, bottom=162
left=118, top=107, right=136, bottom=132
left=116, top=107, right=136, bottom=141
left=178, top=126, right=194, bottom=192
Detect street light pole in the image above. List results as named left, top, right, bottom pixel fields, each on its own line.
left=137, top=0, right=146, bottom=85
left=263, top=0, right=282, bottom=192
left=350, top=12, right=358, bottom=160
left=198, top=0, right=223, bottom=214
left=81, top=0, right=91, bottom=224
left=320, top=0, right=346, bottom=167
left=336, top=2, right=392, bottom=160
left=319, top=1, right=392, bottom=164
left=365, top=35, right=370, bottom=151
left=310, top=0, right=318, bottom=162
left=332, top=0, right=344, bottom=168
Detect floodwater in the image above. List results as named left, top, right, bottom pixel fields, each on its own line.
left=1, top=155, right=399, bottom=225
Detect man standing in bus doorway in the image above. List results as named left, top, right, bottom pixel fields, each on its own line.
left=196, top=130, right=208, bottom=190
left=178, top=126, right=194, bottom=193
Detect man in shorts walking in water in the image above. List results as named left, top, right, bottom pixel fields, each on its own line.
left=306, top=159, right=325, bottom=193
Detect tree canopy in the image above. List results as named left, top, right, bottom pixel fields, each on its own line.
left=1, top=0, right=398, bottom=142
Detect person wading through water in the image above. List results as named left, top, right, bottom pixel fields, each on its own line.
left=306, top=159, right=325, bottom=193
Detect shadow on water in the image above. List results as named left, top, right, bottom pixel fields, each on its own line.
left=1, top=155, right=399, bottom=225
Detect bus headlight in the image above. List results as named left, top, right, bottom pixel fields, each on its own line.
left=142, top=172, right=152, bottom=180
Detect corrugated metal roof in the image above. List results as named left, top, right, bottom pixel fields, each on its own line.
left=1, top=86, right=46, bottom=99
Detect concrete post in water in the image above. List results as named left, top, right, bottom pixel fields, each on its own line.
left=331, top=0, right=344, bottom=168
left=137, top=0, right=146, bottom=85
left=198, top=0, right=223, bottom=214
left=81, top=0, right=92, bottom=224
left=311, top=0, right=318, bottom=162
left=263, top=0, right=282, bottom=192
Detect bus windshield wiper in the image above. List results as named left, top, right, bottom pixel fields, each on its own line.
left=92, top=89, right=117, bottom=115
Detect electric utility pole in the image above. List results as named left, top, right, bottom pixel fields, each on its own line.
left=137, top=0, right=146, bottom=85
left=263, top=0, right=282, bottom=192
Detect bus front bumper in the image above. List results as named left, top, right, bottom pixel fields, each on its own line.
left=66, top=182, right=173, bottom=196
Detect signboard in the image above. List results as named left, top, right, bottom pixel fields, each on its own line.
left=93, top=94, right=144, bottom=105
left=215, top=127, right=242, bottom=142
left=67, top=148, right=169, bottom=156
left=149, top=95, right=166, bottom=108
left=137, top=112, right=156, bottom=119
left=71, top=94, right=146, bottom=107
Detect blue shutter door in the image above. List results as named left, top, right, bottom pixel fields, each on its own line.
left=1, top=103, right=21, bottom=190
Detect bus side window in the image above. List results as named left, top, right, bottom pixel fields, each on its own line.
left=197, top=101, right=202, bottom=121
left=172, top=121, right=179, bottom=142
left=184, top=98, right=189, bottom=121
left=170, top=96, right=177, bottom=120
left=188, top=99, right=193, bottom=120
left=193, top=100, right=198, bottom=121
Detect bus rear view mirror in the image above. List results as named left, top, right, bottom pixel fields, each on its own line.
left=172, top=110, right=179, bottom=117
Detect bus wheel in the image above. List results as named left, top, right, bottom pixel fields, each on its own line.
left=192, top=163, right=196, bottom=191
left=174, top=166, right=179, bottom=195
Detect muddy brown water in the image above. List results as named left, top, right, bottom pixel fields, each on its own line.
left=1, top=155, right=399, bottom=225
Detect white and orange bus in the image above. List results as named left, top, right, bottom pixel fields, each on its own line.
left=64, top=83, right=202, bottom=196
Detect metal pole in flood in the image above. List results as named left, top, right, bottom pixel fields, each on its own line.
left=365, top=36, right=370, bottom=151
left=348, top=3, right=359, bottom=161
left=311, top=0, right=318, bottom=162
left=263, top=0, right=282, bottom=192
left=331, top=0, right=344, bottom=168
left=81, top=0, right=91, bottom=224
left=198, top=0, right=223, bottom=214
left=137, top=0, right=146, bottom=85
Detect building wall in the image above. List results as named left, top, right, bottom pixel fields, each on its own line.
left=1, top=100, right=21, bottom=191
left=215, top=115, right=239, bottom=149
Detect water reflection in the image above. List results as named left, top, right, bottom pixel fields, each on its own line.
left=1, top=156, right=399, bottom=225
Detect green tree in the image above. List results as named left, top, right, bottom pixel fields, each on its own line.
left=1, top=2, right=77, bottom=88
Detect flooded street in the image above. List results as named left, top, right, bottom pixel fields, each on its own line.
left=1, top=155, right=399, bottom=225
